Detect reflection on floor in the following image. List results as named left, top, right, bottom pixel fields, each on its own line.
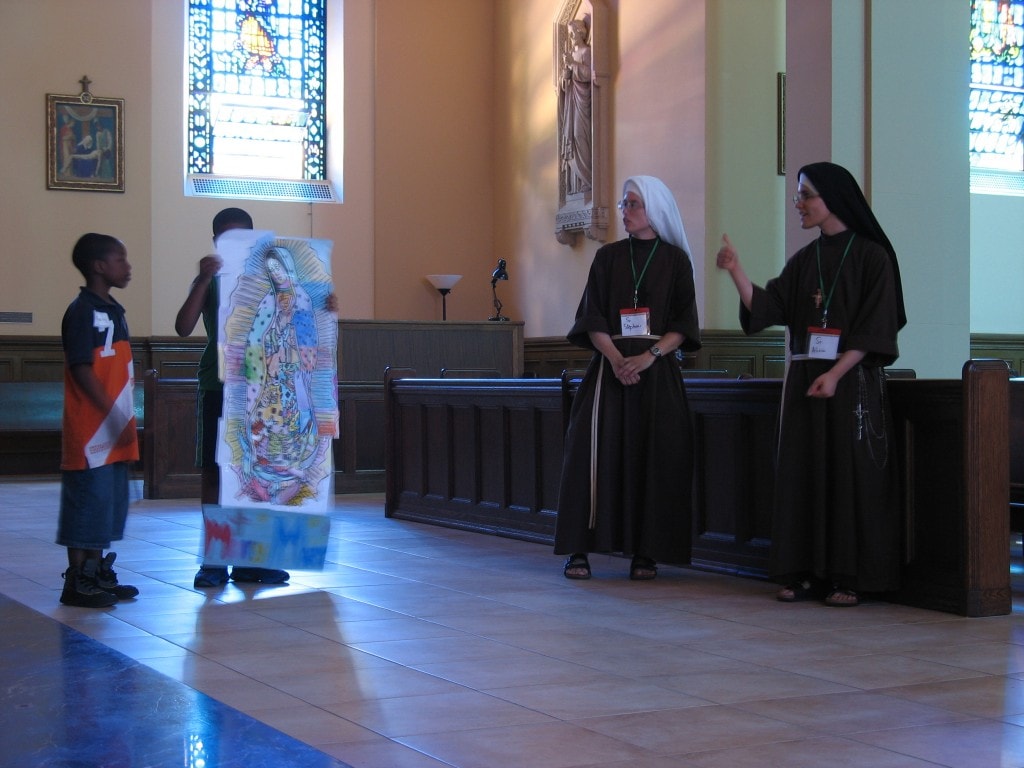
left=2, top=478, right=1024, bottom=768
left=1, top=593, right=351, bottom=768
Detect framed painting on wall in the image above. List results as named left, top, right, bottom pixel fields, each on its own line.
left=46, top=93, right=124, bottom=192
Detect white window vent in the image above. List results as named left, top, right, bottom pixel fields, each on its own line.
left=970, top=168, right=1024, bottom=198
left=185, top=175, right=340, bottom=204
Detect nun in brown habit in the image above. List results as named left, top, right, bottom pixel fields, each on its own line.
left=555, top=175, right=701, bottom=581
left=717, top=161, right=906, bottom=607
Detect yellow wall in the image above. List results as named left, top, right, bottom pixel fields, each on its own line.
left=1, top=1, right=156, bottom=335
left=373, top=0, right=496, bottom=323
left=0, top=0, right=986, bottom=378
left=704, top=0, right=786, bottom=330
left=0, top=0, right=493, bottom=337
left=495, top=0, right=709, bottom=338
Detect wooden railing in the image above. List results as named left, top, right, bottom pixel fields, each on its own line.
left=385, top=363, right=1012, bottom=617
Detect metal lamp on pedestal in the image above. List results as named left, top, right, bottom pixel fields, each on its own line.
left=425, top=274, right=462, bottom=320
left=488, top=259, right=509, bottom=322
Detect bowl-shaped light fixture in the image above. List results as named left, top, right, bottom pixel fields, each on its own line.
left=425, top=274, right=462, bottom=320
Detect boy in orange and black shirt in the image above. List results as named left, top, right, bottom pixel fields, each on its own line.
left=58, top=233, right=140, bottom=607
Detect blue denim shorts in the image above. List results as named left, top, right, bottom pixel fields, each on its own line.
left=56, top=462, right=130, bottom=550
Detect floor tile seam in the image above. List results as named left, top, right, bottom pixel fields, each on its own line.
left=760, top=667, right=995, bottom=696
left=565, top=699, right=824, bottom=733
left=631, top=662, right=867, bottom=689
left=631, top=734, right=946, bottom=766
left=305, top=698, right=562, bottom=744
left=478, top=679, right=724, bottom=712
left=831, top=715, right=1015, bottom=753
left=237, top=696, right=394, bottom=742
left=289, top=672, right=519, bottom=709
left=728, top=685, right=990, bottom=719
left=818, top=711, right=992, bottom=740
left=872, top=675, right=1024, bottom=713
left=830, top=650, right=1003, bottom=680
left=386, top=724, right=634, bottom=764
left=894, top=656, right=1024, bottom=677
left=251, top=676, right=482, bottom=714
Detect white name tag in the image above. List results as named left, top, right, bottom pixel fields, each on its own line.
left=807, top=326, right=841, bottom=360
left=620, top=307, right=650, bottom=336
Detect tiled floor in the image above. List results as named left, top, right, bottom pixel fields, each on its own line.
left=4, top=479, right=1024, bottom=767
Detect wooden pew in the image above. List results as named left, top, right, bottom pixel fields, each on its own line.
left=1008, top=377, right=1024, bottom=553
left=142, top=371, right=386, bottom=499
left=0, top=381, right=144, bottom=476
left=385, top=362, right=1012, bottom=616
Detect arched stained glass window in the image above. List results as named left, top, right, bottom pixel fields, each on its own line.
left=970, top=0, right=1024, bottom=172
left=188, top=0, right=327, bottom=182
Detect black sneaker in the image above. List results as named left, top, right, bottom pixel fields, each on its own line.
left=230, top=567, right=289, bottom=584
left=60, top=565, right=118, bottom=608
left=93, top=552, right=140, bottom=599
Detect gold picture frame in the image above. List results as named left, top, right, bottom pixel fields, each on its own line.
left=777, top=72, right=786, bottom=176
left=47, top=93, right=124, bottom=192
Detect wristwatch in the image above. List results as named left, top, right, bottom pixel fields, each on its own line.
left=649, top=346, right=663, bottom=358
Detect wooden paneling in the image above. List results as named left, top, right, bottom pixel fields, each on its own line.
left=339, top=320, right=524, bottom=381
left=334, top=383, right=385, bottom=493
left=146, top=337, right=204, bottom=380
left=688, top=379, right=780, bottom=577
left=524, top=330, right=787, bottom=380
left=971, top=334, right=1024, bottom=376
left=385, top=377, right=562, bottom=542
left=142, top=373, right=201, bottom=499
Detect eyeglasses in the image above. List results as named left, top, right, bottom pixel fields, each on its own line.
left=617, top=198, right=644, bottom=211
left=792, top=191, right=819, bottom=205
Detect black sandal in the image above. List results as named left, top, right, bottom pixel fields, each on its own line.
left=629, top=555, right=657, bottom=581
left=824, top=588, right=860, bottom=607
left=776, top=580, right=817, bottom=602
left=563, top=553, right=591, bottom=580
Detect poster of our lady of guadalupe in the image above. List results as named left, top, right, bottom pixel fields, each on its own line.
left=203, top=229, right=338, bottom=571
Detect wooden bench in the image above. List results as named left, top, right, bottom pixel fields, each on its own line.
left=386, top=361, right=1012, bottom=616
left=142, top=371, right=387, bottom=499
left=0, top=381, right=144, bottom=475
left=1008, top=378, right=1024, bottom=551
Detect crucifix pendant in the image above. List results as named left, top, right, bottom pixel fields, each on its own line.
left=812, top=288, right=823, bottom=310
left=854, top=402, right=867, bottom=440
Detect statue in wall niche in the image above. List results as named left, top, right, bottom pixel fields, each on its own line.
left=560, top=17, right=593, bottom=196
left=554, top=0, right=609, bottom=245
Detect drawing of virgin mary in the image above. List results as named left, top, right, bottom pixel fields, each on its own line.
left=232, top=247, right=331, bottom=504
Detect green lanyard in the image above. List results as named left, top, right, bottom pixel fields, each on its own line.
left=629, top=237, right=660, bottom=309
left=815, top=232, right=855, bottom=328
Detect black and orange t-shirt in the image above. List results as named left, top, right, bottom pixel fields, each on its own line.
left=60, top=288, right=139, bottom=470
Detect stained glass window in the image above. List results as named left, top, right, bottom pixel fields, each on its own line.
left=970, top=0, right=1024, bottom=171
left=188, top=0, right=327, bottom=180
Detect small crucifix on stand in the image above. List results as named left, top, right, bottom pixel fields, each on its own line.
left=78, top=74, right=94, bottom=103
